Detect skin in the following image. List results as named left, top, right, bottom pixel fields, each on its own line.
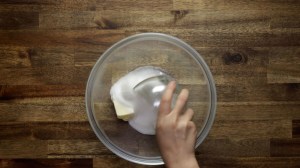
left=156, top=81, right=200, bottom=168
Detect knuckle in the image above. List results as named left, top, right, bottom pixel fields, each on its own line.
left=189, top=108, right=194, bottom=115
left=176, top=121, right=187, bottom=131
left=188, top=121, right=196, bottom=129
left=161, top=96, right=170, bottom=104
left=171, top=122, right=178, bottom=130
left=178, top=94, right=187, bottom=102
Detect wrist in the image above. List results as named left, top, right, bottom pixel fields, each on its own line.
left=164, top=154, right=199, bottom=168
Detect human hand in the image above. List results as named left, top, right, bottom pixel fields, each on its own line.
left=156, top=81, right=199, bottom=168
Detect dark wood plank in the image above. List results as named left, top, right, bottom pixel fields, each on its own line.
left=0, top=12, right=39, bottom=30
left=267, top=64, right=300, bottom=84
left=93, top=0, right=173, bottom=11
left=208, top=120, right=291, bottom=139
left=168, top=10, right=271, bottom=31
left=3, top=0, right=299, bottom=12
left=74, top=50, right=100, bottom=67
left=205, top=30, right=300, bottom=48
left=293, top=120, right=300, bottom=138
left=0, top=29, right=299, bottom=49
left=270, top=10, right=300, bottom=29
left=210, top=102, right=300, bottom=121
left=47, top=140, right=111, bottom=156
left=37, top=9, right=300, bottom=31
left=270, top=138, right=300, bottom=157
left=0, top=30, right=125, bottom=48
left=0, top=0, right=173, bottom=12
left=0, top=122, right=97, bottom=140
left=0, top=68, right=44, bottom=85
left=0, top=140, right=47, bottom=158
left=0, top=66, right=91, bottom=85
left=198, top=138, right=269, bottom=157
left=0, top=85, right=85, bottom=99
left=216, top=83, right=300, bottom=102
left=0, top=46, right=32, bottom=68
left=0, top=0, right=96, bottom=12
left=173, top=0, right=300, bottom=10
left=196, top=156, right=300, bottom=168
left=38, top=10, right=271, bottom=31
left=0, top=97, right=86, bottom=122
left=28, top=48, right=74, bottom=67
left=124, top=29, right=300, bottom=47
left=0, top=159, right=93, bottom=168
left=39, top=11, right=98, bottom=30
left=267, top=47, right=300, bottom=83
left=199, top=47, right=269, bottom=66
left=269, top=47, right=300, bottom=65
left=211, top=65, right=267, bottom=85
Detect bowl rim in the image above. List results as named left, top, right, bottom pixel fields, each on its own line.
left=85, top=33, right=217, bottom=165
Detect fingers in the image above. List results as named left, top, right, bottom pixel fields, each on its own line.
left=176, top=118, right=197, bottom=140
left=187, top=121, right=197, bottom=134
left=181, top=108, right=194, bottom=122
left=187, top=121, right=197, bottom=144
left=159, top=81, right=176, bottom=117
left=177, top=109, right=195, bottom=138
left=172, top=89, right=189, bottom=117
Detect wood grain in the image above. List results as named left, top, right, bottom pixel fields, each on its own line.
left=197, top=138, right=270, bottom=157
left=47, top=140, right=112, bottom=157
left=0, top=122, right=96, bottom=140
left=173, top=0, right=300, bottom=10
left=0, top=140, right=47, bottom=158
left=217, top=84, right=300, bottom=102
left=0, top=97, right=86, bottom=122
left=293, top=120, right=300, bottom=138
left=207, top=120, right=292, bottom=139
left=0, top=85, right=85, bottom=99
left=267, top=64, right=300, bottom=83
left=270, top=138, right=300, bottom=157
left=0, top=12, right=39, bottom=30
left=196, top=156, right=300, bottom=168
left=0, top=159, right=93, bottom=168
left=0, top=0, right=299, bottom=167
left=212, top=102, right=300, bottom=120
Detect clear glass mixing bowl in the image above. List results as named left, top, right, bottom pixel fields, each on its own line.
left=85, top=33, right=217, bottom=165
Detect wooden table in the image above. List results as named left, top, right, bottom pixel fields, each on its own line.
left=0, top=0, right=300, bottom=167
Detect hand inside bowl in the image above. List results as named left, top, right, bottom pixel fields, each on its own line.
left=110, top=66, right=177, bottom=135
left=156, top=81, right=199, bottom=168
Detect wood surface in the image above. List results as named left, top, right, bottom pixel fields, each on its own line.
left=0, top=0, right=300, bottom=167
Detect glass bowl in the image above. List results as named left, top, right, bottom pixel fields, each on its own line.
left=85, top=33, right=217, bottom=165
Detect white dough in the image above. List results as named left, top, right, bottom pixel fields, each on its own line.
left=110, top=66, right=173, bottom=135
